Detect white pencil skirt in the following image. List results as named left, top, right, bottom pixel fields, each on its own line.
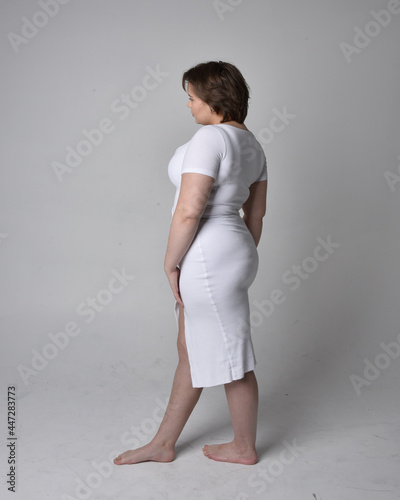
left=174, top=213, right=258, bottom=388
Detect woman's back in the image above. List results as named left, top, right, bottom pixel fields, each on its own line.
left=168, top=124, right=267, bottom=218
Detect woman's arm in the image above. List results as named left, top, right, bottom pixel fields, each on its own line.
left=164, top=172, right=214, bottom=305
left=242, top=180, right=268, bottom=247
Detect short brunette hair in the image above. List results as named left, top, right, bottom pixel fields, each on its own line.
left=182, top=61, right=250, bottom=123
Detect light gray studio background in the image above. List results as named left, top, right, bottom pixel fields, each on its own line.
left=1, top=1, right=399, bottom=499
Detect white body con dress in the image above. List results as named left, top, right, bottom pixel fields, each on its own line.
left=168, top=124, right=268, bottom=388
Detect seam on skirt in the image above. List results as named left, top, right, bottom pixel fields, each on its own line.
left=196, top=232, right=237, bottom=380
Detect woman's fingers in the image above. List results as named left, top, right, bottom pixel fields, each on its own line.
left=174, top=288, right=184, bottom=307
left=168, top=268, right=184, bottom=307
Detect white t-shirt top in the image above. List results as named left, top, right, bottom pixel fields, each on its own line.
left=168, top=123, right=267, bottom=218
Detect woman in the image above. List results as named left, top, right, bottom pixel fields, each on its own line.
left=114, top=61, right=267, bottom=466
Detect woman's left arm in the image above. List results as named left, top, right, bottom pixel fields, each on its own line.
left=164, top=172, right=214, bottom=306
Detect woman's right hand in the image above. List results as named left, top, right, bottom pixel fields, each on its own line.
left=165, top=266, right=184, bottom=307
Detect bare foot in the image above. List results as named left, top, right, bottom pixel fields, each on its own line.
left=113, top=442, right=175, bottom=465
left=202, top=442, right=257, bottom=465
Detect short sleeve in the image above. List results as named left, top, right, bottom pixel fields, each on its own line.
left=181, top=125, right=226, bottom=179
left=255, top=156, right=268, bottom=182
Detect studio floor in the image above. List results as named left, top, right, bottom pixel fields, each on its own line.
left=2, top=314, right=399, bottom=500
